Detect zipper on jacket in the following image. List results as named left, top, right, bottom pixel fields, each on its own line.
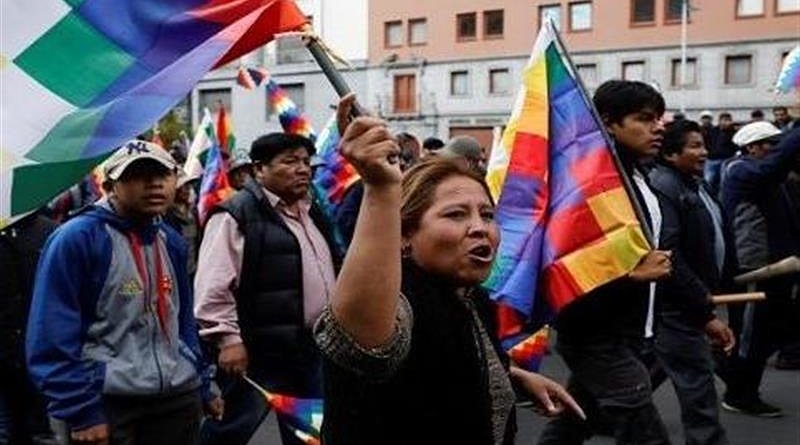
left=142, top=242, right=165, bottom=392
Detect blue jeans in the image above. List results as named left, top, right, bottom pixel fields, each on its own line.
left=199, top=357, right=323, bottom=445
left=652, top=313, right=728, bottom=445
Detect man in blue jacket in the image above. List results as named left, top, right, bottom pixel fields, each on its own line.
left=26, top=140, right=222, bottom=445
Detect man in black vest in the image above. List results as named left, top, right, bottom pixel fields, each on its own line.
left=195, top=133, right=338, bottom=445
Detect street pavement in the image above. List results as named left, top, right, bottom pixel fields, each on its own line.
left=250, top=353, right=799, bottom=444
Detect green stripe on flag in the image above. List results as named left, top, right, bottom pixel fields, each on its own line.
left=25, top=108, right=105, bottom=162
left=63, top=0, right=87, bottom=7
left=10, top=154, right=108, bottom=215
left=14, top=12, right=135, bottom=107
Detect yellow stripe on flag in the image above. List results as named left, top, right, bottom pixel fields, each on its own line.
left=586, top=188, right=639, bottom=232
left=557, top=225, right=649, bottom=293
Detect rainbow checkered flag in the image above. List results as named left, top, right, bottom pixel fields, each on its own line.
left=243, top=376, right=322, bottom=443
left=266, top=77, right=315, bottom=140
left=0, top=0, right=308, bottom=228
left=484, top=21, right=650, bottom=370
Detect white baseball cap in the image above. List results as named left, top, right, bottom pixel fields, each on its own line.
left=732, top=122, right=781, bottom=147
left=104, top=140, right=177, bottom=180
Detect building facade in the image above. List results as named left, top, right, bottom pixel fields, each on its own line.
left=368, top=0, right=799, bottom=147
left=193, top=0, right=799, bottom=151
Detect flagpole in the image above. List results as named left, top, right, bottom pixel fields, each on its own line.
left=549, top=21, right=655, bottom=247
left=302, top=27, right=365, bottom=118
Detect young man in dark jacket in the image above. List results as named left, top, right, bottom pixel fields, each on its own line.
left=26, top=140, right=221, bottom=445
left=648, top=120, right=735, bottom=445
left=538, top=80, right=673, bottom=445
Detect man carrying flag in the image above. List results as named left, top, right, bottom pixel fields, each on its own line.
left=537, top=81, right=673, bottom=445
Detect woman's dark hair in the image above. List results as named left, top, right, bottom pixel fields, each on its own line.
left=250, top=132, right=316, bottom=164
left=660, top=119, right=703, bottom=158
left=401, top=158, right=493, bottom=237
left=593, top=80, right=665, bottom=125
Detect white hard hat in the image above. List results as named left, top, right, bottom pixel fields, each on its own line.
left=700, top=110, right=713, bottom=118
left=732, top=121, right=781, bottom=147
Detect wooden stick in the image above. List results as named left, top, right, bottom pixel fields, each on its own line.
left=711, top=292, right=766, bottom=305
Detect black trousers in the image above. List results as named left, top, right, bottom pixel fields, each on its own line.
left=651, top=313, right=728, bottom=445
left=537, top=333, right=671, bottom=445
left=0, top=361, right=54, bottom=445
left=103, top=391, right=202, bottom=445
left=717, top=278, right=795, bottom=403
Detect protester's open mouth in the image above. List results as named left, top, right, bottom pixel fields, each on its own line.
left=468, top=244, right=494, bottom=264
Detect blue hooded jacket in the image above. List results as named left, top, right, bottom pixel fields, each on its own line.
left=26, top=200, right=212, bottom=430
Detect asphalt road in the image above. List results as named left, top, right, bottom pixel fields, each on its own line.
left=249, top=353, right=799, bottom=445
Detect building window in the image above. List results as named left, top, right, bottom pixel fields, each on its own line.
left=777, top=0, right=800, bottom=13
left=622, top=61, right=645, bottom=81
left=671, top=58, right=697, bottom=86
left=199, top=88, right=231, bottom=116
left=484, top=10, right=504, bottom=38
left=489, top=68, right=511, bottom=95
left=456, top=13, right=477, bottom=41
left=408, top=18, right=427, bottom=45
left=736, top=0, right=764, bottom=17
left=576, top=63, right=598, bottom=86
left=539, top=4, right=562, bottom=30
left=569, top=2, right=592, bottom=31
left=394, top=74, right=417, bottom=113
left=631, top=0, right=655, bottom=24
left=385, top=21, right=403, bottom=48
left=450, top=71, right=469, bottom=96
left=665, top=0, right=685, bottom=22
left=725, top=55, right=752, bottom=85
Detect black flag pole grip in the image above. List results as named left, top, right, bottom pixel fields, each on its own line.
left=304, top=32, right=399, bottom=164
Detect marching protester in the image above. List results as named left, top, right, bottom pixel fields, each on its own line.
left=718, top=123, right=800, bottom=417
left=772, top=106, right=800, bottom=133
left=537, top=80, right=674, bottom=445
left=226, top=149, right=254, bottom=191
left=313, top=94, right=583, bottom=444
left=438, top=135, right=488, bottom=176
left=648, top=120, right=735, bottom=445
left=165, top=173, right=201, bottom=280
left=704, top=113, right=739, bottom=199
left=195, top=133, right=339, bottom=445
left=0, top=211, right=58, bottom=445
left=26, top=141, right=222, bottom=445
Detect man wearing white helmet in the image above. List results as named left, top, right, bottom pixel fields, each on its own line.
left=718, top=123, right=800, bottom=417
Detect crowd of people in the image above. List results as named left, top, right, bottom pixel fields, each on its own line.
left=1, top=82, right=798, bottom=445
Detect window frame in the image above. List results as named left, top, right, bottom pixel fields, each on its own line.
left=488, top=67, right=512, bottom=96
left=621, top=60, right=646, bottom=81
left=775, top=0, right=800, bottom=15
left=393, top=73, right=417, bottom=114
left=456, top=12, right=478, bottom=42
left=664, top=0, right=687, bottom=24
left=735, top=0, right=765, bottom=18
left=384, top=20, right=404, bottom=48
left=449, top=70, right=470, bottom=97
left=724, top=54, right=753, bottom=85
left=670, top=57, right=698, bottom=88
left=568, top=1, right=593, bottom=32
left=575, top=63, right=599, bottom=87
left=539, top=4, right=562, bottom=30
left=408, top=17, right=428, bottom=46
left=630, top=0, right=656, bottom=27
left=483, top=9, right=505, bottom=39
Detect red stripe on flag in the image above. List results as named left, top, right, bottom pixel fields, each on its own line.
left=570, top=147, right=622, bottom=198
left=546, top=200, right=605, bottom=255
left=542, top=261, right=584, bottom=311
left=508, top=132, right=548, bottom=181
